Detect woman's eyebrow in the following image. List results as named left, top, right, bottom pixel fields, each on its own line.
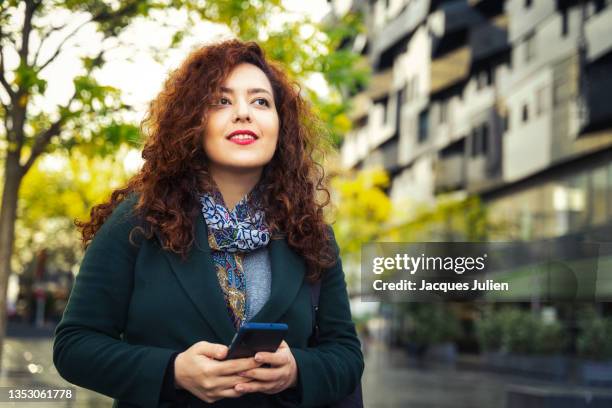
left=220, top=86, right=272, bottom=96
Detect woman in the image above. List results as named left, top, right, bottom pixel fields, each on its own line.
left=53, top=39, right=363, bottom=408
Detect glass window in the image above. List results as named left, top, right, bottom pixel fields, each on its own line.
left=565, top=173, right=589, bottom=232
left=482, top=123, right=489, bottom=154
left=592, top=165, right=608, bottom=226
left=561, top=8, right=569, bottom=36
left=609, top=161, right=612, bottom=219
left=418, top=109, right=429, bottom=142
left=470, top=128, right=479, bottom=157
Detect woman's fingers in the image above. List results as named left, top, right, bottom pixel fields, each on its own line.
left=212, top=356, right=262, bottom=376
left=204, top=374, right=253, bottom=390
left=254, top=350, right=290, bottom=367
left=235, top=380, right=276, bottom=394
left=195, top=384, right=249, bottom=403
left=192, top=341, right=228, bottom=360
left=239, top=366, right=283, bottom=382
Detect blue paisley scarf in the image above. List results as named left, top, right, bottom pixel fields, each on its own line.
left=199, top=183, right=270, bottom=329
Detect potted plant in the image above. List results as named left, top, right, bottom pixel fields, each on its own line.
left=577, top=309, right=612, bottom=386
left=476, top=307, right=568, bottom=379
left=409, top=303, right=462, bottom=362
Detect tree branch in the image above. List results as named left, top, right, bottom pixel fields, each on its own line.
left=20, top=118, right=63, bottom=173
left=38, top=0, right=143, bottom=72
left=32, top=23, right=68, bottom=67
left=0, top=101, right=9, bottom=136
left=21, top=48, right=105, bottom=172
left=19, top=0, right=37, bottom=67
left=37, top=18, right=92, bottom=72
left=0, top=26, right=16, bottom=100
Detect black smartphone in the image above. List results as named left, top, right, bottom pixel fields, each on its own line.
left=225, top=322, right=288, bottom=360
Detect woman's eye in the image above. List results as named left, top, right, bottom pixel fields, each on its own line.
left=219, top=97, right=231, bottom=105
left=254, top=98, right=270, bottom=107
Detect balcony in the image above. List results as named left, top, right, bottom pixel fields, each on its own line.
left=469, top=14, right=509, bottom=61
left=370, top=0, right=430, bottom=66
left=430, top=46, right=471, bottom=94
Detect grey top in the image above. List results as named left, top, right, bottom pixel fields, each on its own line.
left=243, top=247, right=272, bottom=321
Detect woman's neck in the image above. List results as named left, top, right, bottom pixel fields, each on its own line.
left=208, top=165, right=262, bottom=211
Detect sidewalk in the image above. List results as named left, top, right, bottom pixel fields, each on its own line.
left=362, top=340, right=612, bottom=408
left=0, top=334, right=111, bottom=407
left=2, top=331, right=611, bottom=407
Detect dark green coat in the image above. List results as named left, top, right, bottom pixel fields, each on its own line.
left=53, top=195, right=363, bottom=407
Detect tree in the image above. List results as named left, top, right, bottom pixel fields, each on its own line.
left=0, top=0, right=368, bottom=368
left=14, top=149, right=134, bottom=277
left=330, top=167, right=393, bottom=290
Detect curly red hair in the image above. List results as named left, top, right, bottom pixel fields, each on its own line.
left=75, top=39, right=336, bottom=281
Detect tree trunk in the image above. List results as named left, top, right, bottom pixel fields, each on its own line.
left=0, top=151, right=24, bottom=371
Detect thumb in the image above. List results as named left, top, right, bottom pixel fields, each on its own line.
left=193, top=341, right=228, bottom=360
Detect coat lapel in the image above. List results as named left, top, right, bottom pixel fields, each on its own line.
left=158, top=213, right=236, bottom=345
left=159, top=212, right=306, bottom=345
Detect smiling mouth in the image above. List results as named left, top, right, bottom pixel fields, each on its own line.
left=227, top=133, right=258, bottom=145
left=227, top=133, right=258, bottom=142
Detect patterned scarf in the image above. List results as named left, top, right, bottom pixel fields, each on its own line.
left=199, top=183, right=270, bottom=329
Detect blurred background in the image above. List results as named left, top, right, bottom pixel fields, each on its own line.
left=1, top=0, right=612, bottom=407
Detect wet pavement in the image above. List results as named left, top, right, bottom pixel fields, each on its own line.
left=0, top=330, right=602, bottom=408
left=0, top=335, right=112, bottom=407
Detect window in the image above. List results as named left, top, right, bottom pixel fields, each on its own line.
left=524, top=31, right=536, bottom=63
left=481, top=123, right=489, bottom=154
left=418, top=109, right=429, bottom=143
left=476, top=69, right=491, bottom=89
left=522, top=104, right=529, bottom=123
left=375, top=95, right=389, bottom=125
left=396, top=88, right=404, bottom=133
left=470, top=128, right=479, bottom=157
left=470, top=124, right=489, bottom=157
left=592, top=165, right=608, bottom=225
left=477, top=70, right=492, bottom=90
left=561, top=8, right=569, bottom=36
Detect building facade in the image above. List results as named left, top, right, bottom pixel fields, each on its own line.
left=337, top=0, right=612, bottom=243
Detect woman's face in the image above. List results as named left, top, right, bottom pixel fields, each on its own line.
left=203, top=62, right=279, bottom=176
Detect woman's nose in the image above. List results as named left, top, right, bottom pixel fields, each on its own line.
left=233, top=98, right=251, bottom=122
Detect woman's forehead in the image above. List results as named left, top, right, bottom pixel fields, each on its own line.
left=221, top=63, right=273, bottom=93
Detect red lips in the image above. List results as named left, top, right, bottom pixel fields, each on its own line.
left=227, top=129, right=258, bottom=139
left=226, top=129, right=258, bottom=145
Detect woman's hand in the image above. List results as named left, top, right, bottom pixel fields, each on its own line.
left=233, top=341, right=298, bottom=395
left=174, top=341, right=262, bottom=403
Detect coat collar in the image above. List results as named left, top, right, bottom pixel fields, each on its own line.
left=158, top=212, right=306, bottom=345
